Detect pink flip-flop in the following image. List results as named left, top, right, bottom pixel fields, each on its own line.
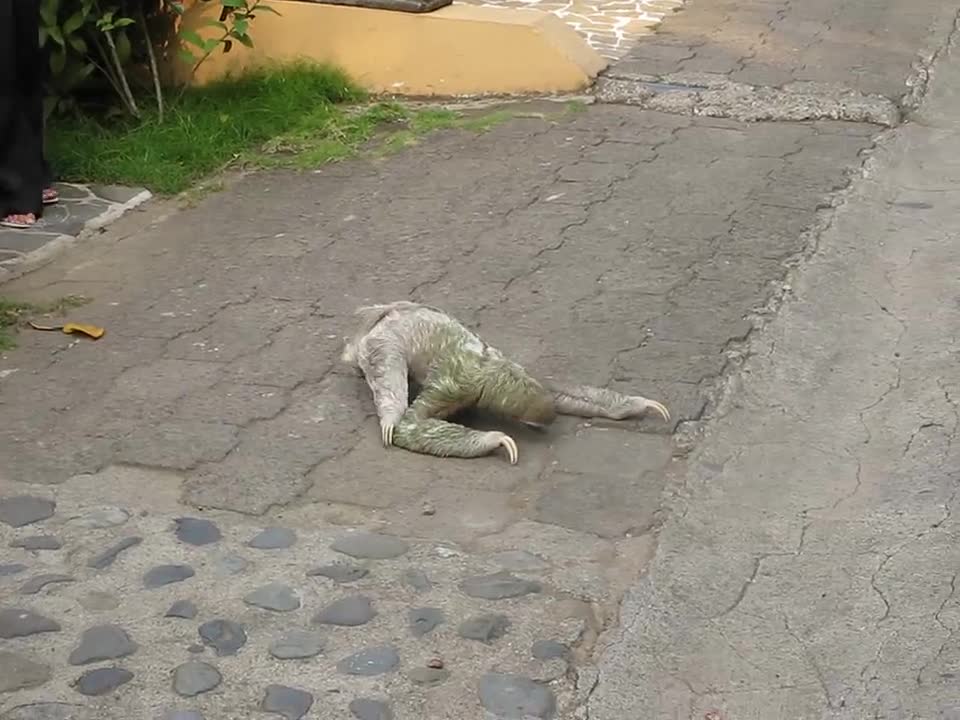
left=42, top=187, right=59, bottom=205
left=1, top=213, right=37, bottom=229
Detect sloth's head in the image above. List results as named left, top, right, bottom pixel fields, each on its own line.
left=477, top=360, right=557, bottom=427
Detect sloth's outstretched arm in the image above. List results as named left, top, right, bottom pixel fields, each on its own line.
left=550, top=383, right=671, bottom=422
left=358, top=342, right=409, bottom=447
left=391, top=411, right=519, bottom=463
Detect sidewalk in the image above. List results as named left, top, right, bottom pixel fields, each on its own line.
left=0, top=0, right=956, bottom=718
left=590, top=15, right=960, bottom=720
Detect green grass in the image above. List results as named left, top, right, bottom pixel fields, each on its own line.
left=0, top=295, right=90, bottom=350
left=48, top=62, right=587, bottom=195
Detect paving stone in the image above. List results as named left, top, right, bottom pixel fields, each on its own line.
left=20, top=573, right=75, bottom=595
left=532, top=640, right=570, bottom=660
left=70, top=507, right=129, bottom=528
left=0, top=563, right=28, bottom=576
left=243, top=583, right=300, bottom=612
left=408, top=607, right=445, bottom=637
left=87, top=536, right=143, bottom=569
left=174, top=517, right=222, bottom=546
left=74, top=667, right=133, bottom=696
left=458, top=613, right=511, bottom=643
left=68, top=624, right=138, bottom=665
left=0, top=496, right=55, bottom=527
left=172, top=661, right=222, bottom=697
left=261, top=685, right=314, bottom=720
left=187, top=644, right=205, bottom=654
left=478, top=673, right=557, bottom=719
left=313, top=595, right=375, bottom=626
left=198, top=619, right=247, bottom=656
left=144, top=564, right=195, bottom=588
left=0, top=608, right=61, bottom=638
left=78, top=591, right=120, bottom=611
left=248, top=527, right=297, bottom=549
left=166, top=600, right=199, bottom=619
left=349, top=699, right=394, bottom=720
left=408, top=667, right=450, bottom=686
left=10, top=536, right=62, bottom=551
left=165, top=712, right=205, bottom=720
left=491, top=550, right=551, bottom=572
left=212, top=553, right=249, bottom=575
left=0, top=651, right=52, bottom=692
left=306, top=563, right=369, bottom=583
left=460, top=570, right=542, bottom=600
left=336, top=645, right=401, bottom=676
left=269, top=629, right=326, bottom=659
left=0, top=703, right=94, bottom=720
left=331, top=532, right=409, bottom=559
left=401, top=568, right=432, bottom=592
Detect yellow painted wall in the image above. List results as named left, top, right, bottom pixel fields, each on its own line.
left=174, top=0, right=606, bottom=95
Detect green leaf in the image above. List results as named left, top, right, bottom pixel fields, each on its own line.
left=232, top=17, right=248, bottom=34
left=180, top=28, right=206, bottom=48
left=63, top=11, right=86, bottom=35
left=49, top=48, right=67, bottom=75
left=47, top=25, right=65, bottom=46
left=68, top=34, right=88, bottom=54
left=115, top=30, right=132, bottom=64
left=232, top=31, right=253, bottom=48
left=178, top=48, right=197, bottom=63
left=202, top=19, right=228, bottom=29
left=39, top=0, right=58, bottom=26
left=220, top=0, right=246, bottom=7
left=255, top=3, right=280, bottom=14
left=168, top=1, right=185, bottom=15
left=202, top=37, right=222, bottom=52
left=43, top=96, right=59, bottom=121
left=113, top=17, right=135, bottom=28
left=38, top=27, right=49, bottom=46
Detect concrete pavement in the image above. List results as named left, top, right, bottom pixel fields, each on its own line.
left=1, top=0, right=958, bottom=718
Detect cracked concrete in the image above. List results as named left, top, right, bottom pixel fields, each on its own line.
left=588, top=18, right=960, bottom=720
left=1, top=0, right=957, bottom=715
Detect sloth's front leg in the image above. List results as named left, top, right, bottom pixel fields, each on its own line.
left=391, top=412, right=519, bottom=464
left=550, top=383, right=671, bottom=422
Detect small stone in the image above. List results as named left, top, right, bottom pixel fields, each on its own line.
left=336, top=645, right=401, bottom=676
left=331, top=532, right=409, bottom=560
left=421, top=502, right=436, bottom=516
left=79, top=591, right=120, bottom=611
left=175, top=517, right=222, bottom=546
left=213, top=553, right=249, bottom=575
left=0, top=650, right=52, bottom=692
left=68, top=624, right=138, bottom=665
left=187, top=644, right=205, bottom=654
left=349, top=698, right=394, bottom=720
left=532, top=640, right=569, bottom=661
left=74, top=667, right=133, bottom=696
left=10, top=536, right=62, bottom=551
left=0, top=496, right=55, bottom=527
left=172, top=661, right=222, bottom=697
left=313, top=595, right=375, bottom=626
left=408, top=607, right=444, bottom=637
left=491, top=550, right=551, bottom=572
left=244, top=583, right=300, bottom=612
left=71, top=507, right=129, bottom=528
left=20, top=573, right=75, bottom=595
left=248, top=527, right=297, bottom=549
left=269, top=629, right=326, bottom=659
left=458, top=614, right=511, bottom=643
left=144, top=564, right=195, bottom=589
left=401, top=568, right=431, bottom=592
left=166, top=600, right=198, bottom=619
left=0, top=608, right=61, bottom=638
left=306, top=563, right=369, bottom=584
left=408, top=667, right=450, bottom=686
left=478, top=673, right=556, bottom=719
left=261, top=684, right=314, bottom=720
left=87, top=536, right=143, bottom=569
left=460, top=571, right=542, bottom=600
left=199, top=619, right=247, bottom=656
left=1, top=703, right=93, bottom=720
left=0, top=563, right=28, bottom=576
left=165, top=712, right=205, bottom=720
left=427, top=658, right=444, bottom=669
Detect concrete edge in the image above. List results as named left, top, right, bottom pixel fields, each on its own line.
left=0, top=189, right=153, bottom=286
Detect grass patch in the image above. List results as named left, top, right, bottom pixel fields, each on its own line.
left=0, top=296, right=90, bottom=351
left=49, top=64, right=587, bottom=195
left=48, top=63, right=364, bottom=195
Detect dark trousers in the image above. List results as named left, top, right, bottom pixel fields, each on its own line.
left=0, top=0, right=50, bottom=217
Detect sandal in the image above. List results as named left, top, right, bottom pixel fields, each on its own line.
left=1, top=213, right=37, bottom=229
left=42, top=187, right=59, bottom=205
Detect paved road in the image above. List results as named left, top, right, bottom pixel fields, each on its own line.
left=0, top=0, right=957, bottom=718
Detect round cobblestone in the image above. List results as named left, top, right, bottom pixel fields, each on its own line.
left=248, top=527, right=297, bottom=549
left=166, top=600, right=198, bottom=619
left=144, top=564, right=195, bottom=589
left=261, top=684, right=314, bottom=720
left=173, top=661, right=222, bottom=697
left=408, top=607, right=445, bottom=637
left=331, top=532, right=409, bottom=559
left=0, top=496, right=55, bottom=527
left=0, top=608, right=61, bottom=638
left=401, top=568, right=431, bottom=592
left=458, top=613, right=511, bottom=643
left=21, top=573, right=75, bottom=595
left=460, top=571, right=542, bottom=600
left=175, top=517, right=222, bottom=546
left=74, top=667, right=134, bottom=696
left=307, top=563, right=368, bottom=584
left=0, top=563, right=28, bottom=576
left=0, top=651, right=51, bottom=692
left=68, top=624, right=138, bottom=665
left=478, top=673, right=556, bottom=719
left=408, top=667, right=450, bottom=686
left=269, top=629, right=326, bottom=659
left=349, top=698, right=394, bottom=720
left=244, top=583, right=300, bottom=612
left=336, top=645, right=400, bottom=676
left=199, top=619, right=247, bottom=656
left=87, top=536, right=142, bottom=569
left=313, top=595, right=375, bottom=626
left=10, top=535, right=62, bottom=551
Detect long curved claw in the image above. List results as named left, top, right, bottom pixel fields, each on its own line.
left=497, top=433, right=519, bottom=465
left=648, top=400, right=671, bottom=423
left=381, top=421, right=395, bottom=447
